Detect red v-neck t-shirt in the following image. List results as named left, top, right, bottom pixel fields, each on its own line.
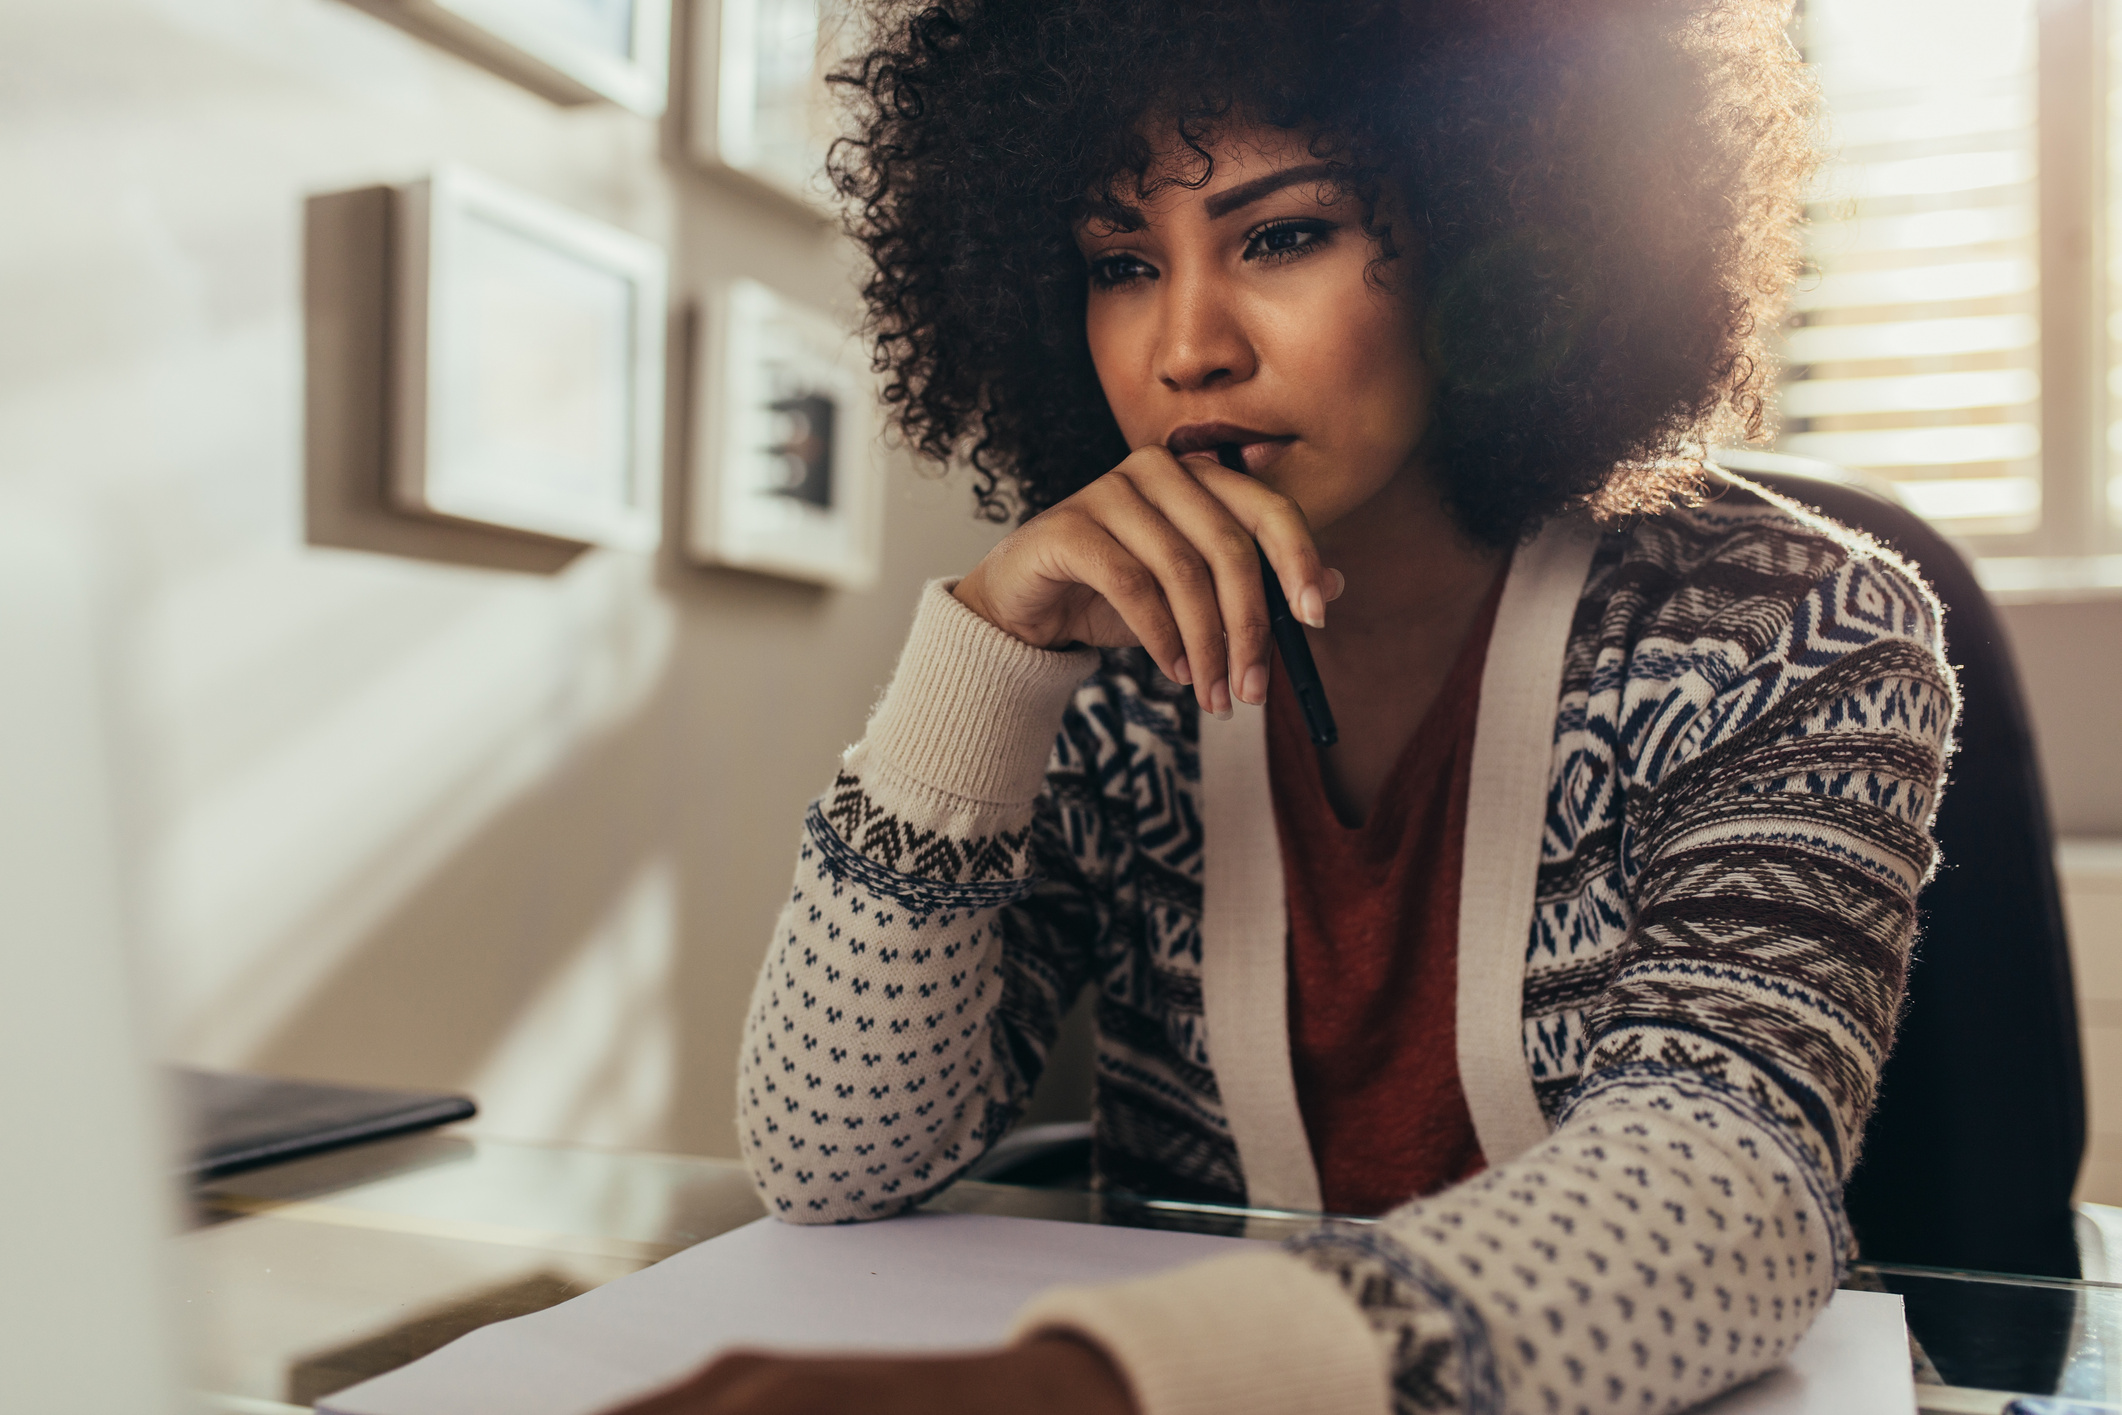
left=1266, top=580, right=1503, bottom=1216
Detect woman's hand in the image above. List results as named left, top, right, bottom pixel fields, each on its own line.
left=604, top=1336, right=1136, bottom=1415
left=952, top=446, right=1341, bottom=718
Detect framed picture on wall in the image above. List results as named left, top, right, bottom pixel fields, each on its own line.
left=390, top=166, right=669, bottom=552
left=688, top=0, right=857, bottom=209
left=383, top=0, right=672, bottom=115
left=688, top=279, right=881, bottom=587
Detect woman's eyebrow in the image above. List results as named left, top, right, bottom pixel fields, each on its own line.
left=1202, top=162, right=1344, bottom=220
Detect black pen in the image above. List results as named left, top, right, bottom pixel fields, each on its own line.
left=1216, top=444, right=1337, bottom=747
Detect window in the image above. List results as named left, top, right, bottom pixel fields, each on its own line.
left=1780, top=0, right=2122, bottom=593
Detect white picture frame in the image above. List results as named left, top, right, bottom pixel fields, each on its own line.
left=393, top=0, right=672, bottom=115
left=688, top=279, right=882, bottom=587
left=391, top=166, right=669, bottom=552
left=688, top=0, right=858, bottom=210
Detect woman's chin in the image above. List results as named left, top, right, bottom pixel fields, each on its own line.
left=1292, top=456, right=1447, bottom=543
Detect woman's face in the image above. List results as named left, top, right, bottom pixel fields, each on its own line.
left=1077, top=124, right=1433, bottom=534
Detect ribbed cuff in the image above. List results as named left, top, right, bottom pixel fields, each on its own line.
left=847, top=579, right=1100, bottom=814
left=1010, top=1249, right=1391, bottom=1415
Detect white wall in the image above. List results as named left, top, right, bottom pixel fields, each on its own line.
left=0, top=0, right=1000, bottom=1158
left=2067, top=843, right=2122, bottom=1203
left=1999, top=600, right=2122, bottom=1201
left=1999, top=599, right=2122, bottom=838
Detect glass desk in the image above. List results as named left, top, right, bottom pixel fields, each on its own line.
left=185, top=1132, right=2122, bottom=1415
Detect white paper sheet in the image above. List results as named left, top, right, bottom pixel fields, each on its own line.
left=1705, top=1286, right=1914, bottom=1415
left=318, top=1213, right=1912, bottom=1415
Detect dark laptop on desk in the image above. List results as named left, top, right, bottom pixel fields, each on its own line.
left=174, top=1067, right=476, bottom=1182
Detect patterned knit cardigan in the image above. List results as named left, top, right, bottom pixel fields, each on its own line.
left=738, top=480, right=1957, bottom=1415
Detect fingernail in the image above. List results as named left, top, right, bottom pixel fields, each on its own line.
left=1241, top=664, right=1268, bottom=706
left=1172, top=654, right=1192, bottom=686
left=1326, top=568, right=1346, bottom=601
left=1211, top=678, right=1233, bottom=719
left=1297, top=586, right=1325, bottom=629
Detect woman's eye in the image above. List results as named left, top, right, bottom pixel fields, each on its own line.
left=1088, top=253, right=1154, bottom=288
left=1244, top=220, right=1334, bottom=262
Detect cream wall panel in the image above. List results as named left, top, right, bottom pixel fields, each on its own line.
left=2066, top=840, right=2122, bottom=1204
left=1999, top=601, right=2122, bottom=838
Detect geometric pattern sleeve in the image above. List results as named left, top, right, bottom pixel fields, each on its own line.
left=736, top=581, right=1102, bottom=1222
left=1284, top=543, right=1957, bottom=1414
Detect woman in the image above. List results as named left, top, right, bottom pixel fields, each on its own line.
left=631, top=1, right=1955, bottom=1411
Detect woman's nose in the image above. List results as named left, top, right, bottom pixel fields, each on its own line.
left=1153, top=274, right=1256, bottom=392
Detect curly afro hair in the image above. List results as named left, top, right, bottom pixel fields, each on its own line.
left=829, top=0, right=1816, bottom=546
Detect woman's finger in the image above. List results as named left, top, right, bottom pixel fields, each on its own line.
left=1181, top=456, right=1330, bottom=634
left=1113, top=450, right=1277, bottom=707
left=1119, top=446, right=1329, bottom=707
left=1055, top=524, right=1193, bottom=692
left=1084, top=471, right=1239, bottom=717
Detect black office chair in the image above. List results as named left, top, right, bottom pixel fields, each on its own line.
left=1722, top=453, right=2086, bottom=1391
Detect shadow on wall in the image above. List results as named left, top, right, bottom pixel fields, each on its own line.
left=223, top=165, right=1014, bottom=1161
left=249, top=188, right=701, bottom=1151
left=242, top=661, right=709, bottom=1153
left=225, top=544, right=1049, bottom=1160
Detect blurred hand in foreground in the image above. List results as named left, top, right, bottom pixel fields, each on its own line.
left=602, top=1335, right=1135, bottom=1415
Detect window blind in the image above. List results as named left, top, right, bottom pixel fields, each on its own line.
left=1781, top=0, right=2043, bottom=530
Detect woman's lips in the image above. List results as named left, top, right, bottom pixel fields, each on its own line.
left=1167, top=426, right=1297, bottom=476
left=1213, top=437, right=1296, bottom=475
